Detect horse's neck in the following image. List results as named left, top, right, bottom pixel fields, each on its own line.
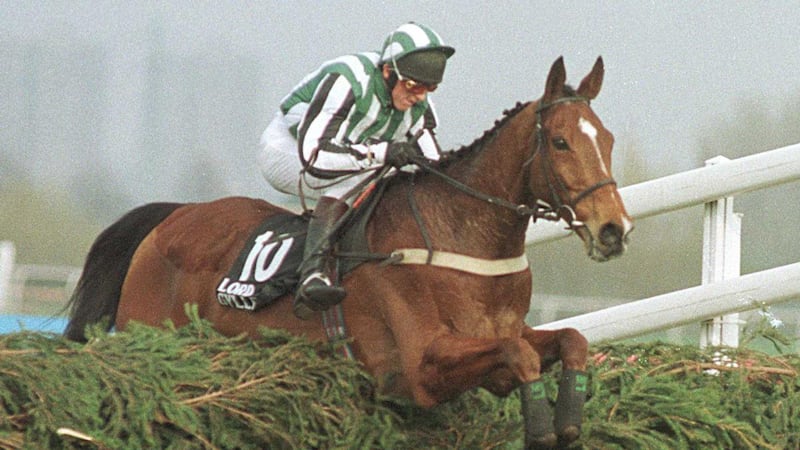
left=455, top=104, right=536, bottom=197
left=402, top=106, right=537, bottom=257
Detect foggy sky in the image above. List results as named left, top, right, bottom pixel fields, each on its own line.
left=2, top=1, right=800, bottom=213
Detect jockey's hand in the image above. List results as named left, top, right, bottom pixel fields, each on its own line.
left=385, top=142, right=423, bottom=168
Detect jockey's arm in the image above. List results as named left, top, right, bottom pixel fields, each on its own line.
left=314, top=129, right=441, bottom=173
left=296, top=76, right=385, bottom=174
left=298, top=75, right=441, bottom=176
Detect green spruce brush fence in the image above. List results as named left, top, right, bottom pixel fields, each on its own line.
left=0, top=308, right=797, bottom=449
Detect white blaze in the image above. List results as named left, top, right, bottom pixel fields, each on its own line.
left=578, top=117, right=610, bottom=177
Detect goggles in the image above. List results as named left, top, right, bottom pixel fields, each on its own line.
left=399, top=76, right=438, bottom=94
left=393, top=71, right=438, bottom=94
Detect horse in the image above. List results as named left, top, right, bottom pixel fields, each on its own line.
left=64, top=56, right=631, bottom=449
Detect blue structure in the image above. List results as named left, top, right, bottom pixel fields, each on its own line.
left=0, top=315, right=68, bottom=334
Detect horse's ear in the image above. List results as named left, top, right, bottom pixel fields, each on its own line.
left=543, top=56, right=567, bottom=103
left=577, top=56, right=604, bottom=100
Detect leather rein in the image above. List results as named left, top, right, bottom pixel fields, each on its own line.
left=415, top=96, right=616, bottom=231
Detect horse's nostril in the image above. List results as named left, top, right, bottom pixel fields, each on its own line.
left=599, top=223, right=623, bottom=248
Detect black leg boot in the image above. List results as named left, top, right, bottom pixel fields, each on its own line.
left=554, top=369, right=589, bottom=447
left=293, top=196, right=348, bottom=320
left=520, top=380, right=557, bottom=450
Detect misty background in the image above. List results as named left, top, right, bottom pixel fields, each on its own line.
left=2, top=2, right=799, bottom=335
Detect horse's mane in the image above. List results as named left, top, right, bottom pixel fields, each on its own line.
left=436, top=85, right=577, bottom=169
left=436, top=101, right=530, bottom=168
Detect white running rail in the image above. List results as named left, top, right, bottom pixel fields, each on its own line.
left=530, top=143, right=800, bottom=345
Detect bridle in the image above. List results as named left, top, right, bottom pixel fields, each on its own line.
left=530, top=96, right=617, bottom=229
left=414, top=96, right=616, bottom=230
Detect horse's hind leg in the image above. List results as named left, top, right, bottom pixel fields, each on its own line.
left=116, top=233, right=187, bottom=330
left=522, top=327, right=589, bottom=447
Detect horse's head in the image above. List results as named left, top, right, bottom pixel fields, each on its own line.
left=529, top=57, right=632, bottom=261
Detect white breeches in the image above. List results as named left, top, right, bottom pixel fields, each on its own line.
left=257, top=113, right=377, bottom=201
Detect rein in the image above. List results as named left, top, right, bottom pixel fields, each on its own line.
left=412, top=159, right=543, bottom=218
left=414, top=95, right=616, bottom=229
left=329, top=95, right=619, bottom=273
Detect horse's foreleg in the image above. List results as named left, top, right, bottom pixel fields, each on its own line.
left=416, top=334, right=541, bottom=406
left=522, top=327, right=589, bottom=447
left=521, top=327, right=588, bottom=371
left=418, top=334, right=559, bottom=449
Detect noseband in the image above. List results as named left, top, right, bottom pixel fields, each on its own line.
left=414, top=96, right=616, bottom=229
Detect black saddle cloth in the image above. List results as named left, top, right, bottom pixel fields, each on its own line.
left=217, top=178, right=386, bottom=311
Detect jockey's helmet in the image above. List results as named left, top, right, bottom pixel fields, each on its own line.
left=380, top=22, right=455, bottom=85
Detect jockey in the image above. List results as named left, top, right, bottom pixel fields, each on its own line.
left=258, top=22, right=455, bottom=319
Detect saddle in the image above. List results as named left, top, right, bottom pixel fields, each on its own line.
left=215, top=179, right=387, bottom=312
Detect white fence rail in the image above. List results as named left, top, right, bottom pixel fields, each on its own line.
left=536, top=262, right=800, bottom=342
left=531, top=142, right=800, bottom=344
left=0, top=241, right=81, bottom=314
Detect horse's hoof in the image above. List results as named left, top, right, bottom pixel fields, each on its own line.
left=557, top=425, right=581, bottom=446
left=526, top=432, right=557, bottom=450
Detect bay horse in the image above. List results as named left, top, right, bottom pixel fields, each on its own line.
left=65, top=56, right=631, bottom=449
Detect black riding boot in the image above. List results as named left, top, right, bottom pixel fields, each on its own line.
left=293, top=196, right=348, bottom=320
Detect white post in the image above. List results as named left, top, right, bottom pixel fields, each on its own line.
left=0, top=241, right=16, bottom=310
left=700, top=156, right=743, bottom=348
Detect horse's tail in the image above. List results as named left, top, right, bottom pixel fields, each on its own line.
left=63, top=202, right=184, bottom=342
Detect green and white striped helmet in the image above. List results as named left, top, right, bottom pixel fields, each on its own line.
left=380, top=22, right=455, bottom=84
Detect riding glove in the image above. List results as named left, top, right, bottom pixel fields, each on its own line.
left=385, top=142, right=423, bottom=168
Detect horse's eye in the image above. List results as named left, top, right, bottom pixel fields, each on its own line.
left=552, top=137, right=570, bottom=151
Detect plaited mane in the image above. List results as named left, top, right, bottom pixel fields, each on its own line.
left=436, top=85, right=578, bottom=169
left=436, top=101, right=530, bottom=168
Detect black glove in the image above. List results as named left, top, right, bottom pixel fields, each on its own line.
left=385, top=142, right=423, bottom=168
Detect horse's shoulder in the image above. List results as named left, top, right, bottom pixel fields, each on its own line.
left=153, top=196, right=292, bottom=272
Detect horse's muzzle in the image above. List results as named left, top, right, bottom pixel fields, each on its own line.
left=587, top=221, right=631, bottom=262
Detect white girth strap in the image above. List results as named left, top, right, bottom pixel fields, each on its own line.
left=389, top=248, right=529, bottom=276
